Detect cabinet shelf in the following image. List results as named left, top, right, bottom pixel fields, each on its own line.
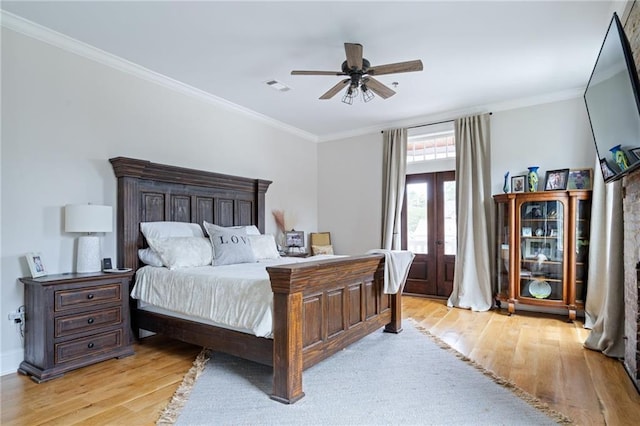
left=494, top=190, right=591, bottom=320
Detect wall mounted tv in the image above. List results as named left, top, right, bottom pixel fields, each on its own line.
left=584, top=12, right=640, bottom=183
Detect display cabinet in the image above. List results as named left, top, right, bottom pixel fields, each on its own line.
left=494, top=190, right=591, bottom=320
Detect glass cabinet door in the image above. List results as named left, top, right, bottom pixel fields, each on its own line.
left=575, top=198, right=591, bottom=304
left=519, top=200, right=564, bottom=301
left=495, top=199, right=510, bottom=301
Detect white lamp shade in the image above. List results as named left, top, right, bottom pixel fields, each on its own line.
left=65, top=204, right=113, bottom=233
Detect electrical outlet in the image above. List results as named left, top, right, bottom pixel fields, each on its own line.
left=8, top=311, right=24, bottom=323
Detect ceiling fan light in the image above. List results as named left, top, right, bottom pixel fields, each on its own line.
left=362, top=85, right=374, bottom=103
left=342, top=86, right=358, bottom=105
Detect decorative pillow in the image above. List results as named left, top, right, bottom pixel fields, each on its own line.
left=312, top=244, right=334, bottom=255
left=203, top=221, right=260, bottom=236
left=138, top=248, right=164, bottom=267
left=141, top=221, right=204, bottom=239
left=146, top=237, right=213, bottom=270
left=207, top=227, right=256, bottom=266
left=249, top=234, right=281, bottom=260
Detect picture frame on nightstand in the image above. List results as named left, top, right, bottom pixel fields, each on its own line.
left=26, top=252, right=47, bottom=278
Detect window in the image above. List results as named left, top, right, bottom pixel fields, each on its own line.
left=407, top=121, right=455, bottom=163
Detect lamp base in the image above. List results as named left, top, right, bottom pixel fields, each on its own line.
left=77, top=235, right=101, bottom=273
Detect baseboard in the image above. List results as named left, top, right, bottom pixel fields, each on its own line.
left=1, top=348, right=24, bottom=376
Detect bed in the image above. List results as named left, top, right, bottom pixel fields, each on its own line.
left=110, top=157, right=402, bottom=404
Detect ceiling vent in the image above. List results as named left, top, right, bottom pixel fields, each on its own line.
left=265, top=80, right=291, bottom=92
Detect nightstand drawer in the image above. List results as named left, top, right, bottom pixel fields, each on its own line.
left=55, top=307, right=122, bottom=338
left=55, top=284, right=121, bottom=311
left=55, top=329, right=123, bottom=364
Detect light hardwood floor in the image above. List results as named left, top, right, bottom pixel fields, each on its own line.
left=2, top=296, right=639, bottom=425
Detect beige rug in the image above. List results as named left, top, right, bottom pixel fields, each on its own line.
left=157, top=320, right=572, bottom=425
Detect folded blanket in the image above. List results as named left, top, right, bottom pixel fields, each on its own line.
left=366, top=249, right=415, bottom=294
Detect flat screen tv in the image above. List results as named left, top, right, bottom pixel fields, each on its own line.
left=584, top=12, right=640, bottom=183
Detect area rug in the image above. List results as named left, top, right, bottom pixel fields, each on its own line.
left=158, top=321, right=571, bottom=425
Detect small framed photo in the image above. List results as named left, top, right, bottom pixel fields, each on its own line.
left=523, top=238, right=557, bottom=259
left=26, top=252, right=47, bottom=278
left=511, top=175, right=526, bottom=193
left=522, top=227, right=532, bottom=237
left=285, top=230, right=304, bottom=248
left=600, top=158, right=616, bottom=179
left=630, top=147, right=640, bottom=162
left=544, top=169, right=569, bottom=191
left=567, top=168, right=593, bottom=190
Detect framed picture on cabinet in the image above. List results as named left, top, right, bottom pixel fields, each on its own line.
left=630, top=147, right=640, bottom=162
left=544, top=169, right=569, bottom=191
left=567, top=168, right=593, bottom=190
left=600, top=158, right=616, bottom=179
left=511, top=175, right=526, bottom=193
left=285, top=230, right=304, bottom=248
left=26, top=252, right=47, bottom=278
left=523, top=238, right=556, bottom=259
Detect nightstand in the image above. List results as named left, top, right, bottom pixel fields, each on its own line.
left=18, top=271, right=134, bottom=383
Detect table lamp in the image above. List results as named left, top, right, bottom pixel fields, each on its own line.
left=65, top=204, right=113, bottom=273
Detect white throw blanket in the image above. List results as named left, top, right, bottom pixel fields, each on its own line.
left=366, top=249, right=415, bottom=294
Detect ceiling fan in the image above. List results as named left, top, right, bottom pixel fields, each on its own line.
left=291, top=43, right=423, bottom=104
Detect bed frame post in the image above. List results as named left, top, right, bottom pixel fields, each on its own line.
left=269, top=273, right=305, bottom=404
left=384, top=293, right=403, bottom=334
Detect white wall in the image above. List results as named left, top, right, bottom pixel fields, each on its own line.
left=317, top=133, right=383, bottom=255
left=318, top=96, right=596, bottom=255
left=0, top=28, right=318, bottom=374
left=491, top=97, right=596, bottom=194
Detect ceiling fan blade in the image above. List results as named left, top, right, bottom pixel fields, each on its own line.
left=344, top=43, right=363, bottom=70
left=368, top=60, right=423, bottom=76
left=319, top=79, right=350, bottom=99
left=363, top=77, right=396, bottom=99
left=291, top=70, right=346, bottom=76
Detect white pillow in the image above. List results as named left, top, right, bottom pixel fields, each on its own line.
left=138, top=248, right=164, bottom=267
left=203, top=221, right=260, bottom=236
left=249, top=234, right=281, bottom=260
left=207, top=227, right=256, bottom=266
left=141, top=221, right=204, bottom=239
left=146, top=237, right=213, bottom=270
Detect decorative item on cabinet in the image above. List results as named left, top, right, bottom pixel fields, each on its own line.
left=493, top=190, right=591, bottom=320
left=544, top=169, right=569, bottom=191
left=609, top=144, right=630, bottom=171
left=527, top=166, right=539, bottom=192
left=503, top=172, right=510, bottom=193
left=511, top=175, right=525, bottom=193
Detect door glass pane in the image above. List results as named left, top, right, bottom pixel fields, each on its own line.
left=407, top=182, right=428, bottom=254
left=443, top=181, right=456, bottom=255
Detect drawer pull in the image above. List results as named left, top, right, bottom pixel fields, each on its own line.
left=87, top=318, right=94, bottom=324
left=87, top=294, right=94, bottom=300
left=87, top=342, right=95, bottom=349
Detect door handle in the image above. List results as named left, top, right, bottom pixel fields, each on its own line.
left=436, top=240, right=443, bottom=245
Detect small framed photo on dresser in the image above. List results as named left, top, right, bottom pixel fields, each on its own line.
left=26, top=252, right=47, bottom=278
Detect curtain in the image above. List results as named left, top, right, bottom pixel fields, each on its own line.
left=447, top=114, right=494, bottom=311
left=381, top=129, right=408, bottom=250
left=583, top=157, right=625, bottom=358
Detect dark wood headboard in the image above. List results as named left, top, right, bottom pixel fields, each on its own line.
left=110, top=157, right=272, bottom=270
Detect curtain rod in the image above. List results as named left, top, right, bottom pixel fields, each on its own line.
left=380, top=112, right=492, bottom=133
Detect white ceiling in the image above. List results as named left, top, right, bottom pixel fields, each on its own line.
left=1, top=1, right=627, bottom=141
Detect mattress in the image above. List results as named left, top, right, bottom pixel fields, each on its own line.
left=131, top=256, right=335, bottom=337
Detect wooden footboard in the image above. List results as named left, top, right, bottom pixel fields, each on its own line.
left=267, top=254, right=401, bottom=403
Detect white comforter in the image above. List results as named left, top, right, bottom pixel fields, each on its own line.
left=131, top=257, right=330, bottom=337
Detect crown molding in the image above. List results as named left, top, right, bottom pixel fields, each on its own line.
left=317, top=87, right=585, bottom=143
left=0, top=11, right=318, bottom=142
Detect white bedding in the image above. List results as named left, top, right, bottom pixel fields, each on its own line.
left=131, top=256, right=335, bottom=337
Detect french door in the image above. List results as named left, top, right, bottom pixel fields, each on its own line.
left=401, top=171, right=456, bottom=298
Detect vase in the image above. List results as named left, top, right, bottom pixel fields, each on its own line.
left=527, top=166, right=539, bottom=192
left=503, top=172, right=510, bottom=193
left=609, top=144, right=630, bottom=171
